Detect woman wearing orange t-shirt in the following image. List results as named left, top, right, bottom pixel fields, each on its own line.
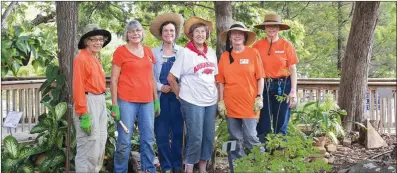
left=216, top=23, right=265, bottom=159
left=252, top=13, right=299, bottom=144
left=110, top=20, right=160, bottom=173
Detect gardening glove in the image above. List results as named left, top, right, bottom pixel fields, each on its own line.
left=80, top=113, right=92, bottom=135
left=111, top=105, right=120, bottom=122
left=254, top=97, right=263, bottom=113
left=217, top=100, right=227, bottom=119
left=154, top=99, right=160, bottom=117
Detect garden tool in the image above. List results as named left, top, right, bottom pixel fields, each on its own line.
left=119, top=120, right=130, bottom=134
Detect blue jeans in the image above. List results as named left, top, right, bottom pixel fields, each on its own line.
left=180, top=99, right=216, bottom=164
left=114, top=98, right=156, bottom=173
left=257, top=77, right=291, bottom=143
left=154, top=93, right=183, bottom=171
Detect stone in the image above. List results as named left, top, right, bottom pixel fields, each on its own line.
left=327, top=156, right=335, bottom=164
left=343, top=138, right=352, bottom=146
left=314, top=146, right=327, bottom=154
left=325, top=143, right=337, bottom=153
left=348, top=160, right=382, bottom=173
left=365, top=119, right=388, bottom=149
left=337, top=168, right=349, bottom=173
left=324, top=152, right=330, bottom=158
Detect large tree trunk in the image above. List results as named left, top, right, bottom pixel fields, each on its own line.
left=338, top=1, right=380, bottom=132
left=56, top=2, right=78, bottom=172
left=214, top=1, right=232, bottom=59
left=337, top=1, right=344, bottom=72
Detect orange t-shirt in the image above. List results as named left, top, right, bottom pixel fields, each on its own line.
left=216, top=47, right=264, bottom=118
left=252, top=38, right=299, bottom=78
left=112, top=45, right=156, bottom=103
left=73, top=49, right=106, bottom=115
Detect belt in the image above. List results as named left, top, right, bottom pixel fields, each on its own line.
left=85, top=92, right=106, bottom=95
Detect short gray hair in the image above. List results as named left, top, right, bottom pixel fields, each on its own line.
left=123, top=20, right=145, bottom=42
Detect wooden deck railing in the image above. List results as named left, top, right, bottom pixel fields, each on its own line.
left=1, top=77, right=396, bottom=136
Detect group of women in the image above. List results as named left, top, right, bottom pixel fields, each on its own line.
left=72, top=12, right=298, bottom=173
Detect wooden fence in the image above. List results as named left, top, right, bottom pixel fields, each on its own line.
left=1, top=77, right=396, bottom=138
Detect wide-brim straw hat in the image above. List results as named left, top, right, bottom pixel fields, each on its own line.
left=78, top=24, right=111, bottom=49
left=220, top=23, right=256, bottom=46
left=254, top=13, right=290, bottom=31
left=149, top=13, right=184, bottom=40
left=183, top=16, right=213, bottom=41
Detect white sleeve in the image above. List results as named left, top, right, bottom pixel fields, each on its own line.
left=170, top=48, right=185, bottom=79
left=211, top=50, right=219, bottom=75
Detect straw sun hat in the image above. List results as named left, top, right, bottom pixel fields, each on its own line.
left=220, top=22, right=256, bottom=46
left=149, top=12, right=184, bottom=40
left=254, top=13, right=290, bottom=30
left=183, top=16, right=214, bottom=41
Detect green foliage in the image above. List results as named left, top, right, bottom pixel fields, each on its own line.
left=291, top=94, right=346, bottom=143
left=234, top=133, right=331, bottom=173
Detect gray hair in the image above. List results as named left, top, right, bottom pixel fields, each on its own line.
left=123, top=20, right=145, bottom=42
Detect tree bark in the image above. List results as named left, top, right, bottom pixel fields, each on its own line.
left=1, top=2, right=18, bottom=30
left=31, top=11, right=56, bottom=26
left=338, top=1, right=380, bottom=132
left=214, top=1, right=232, bottom=60
left=56, top=2, right=78, bottom=172
left=337, top=1, right=344, bottom=72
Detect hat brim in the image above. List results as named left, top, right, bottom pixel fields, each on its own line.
left=254, top=23, right=290, bottom=31
left=220, top=28, right=257, bottom=46
left=150, top=13, right=184, bottom=40
left=184, top=16, right=214, bottom=41
left=78, top=29, right=112, bottom=49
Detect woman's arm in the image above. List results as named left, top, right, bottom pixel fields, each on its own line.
left=167, top=73, right=180, bottom=98
left=110, top=64, right=121, bottom=105
left=257, top=78, right=264, bottom=96
left=152, top=74, right=159, bottom=100
left=219, top=83, right=225, bottom=101
left=288, top=64, right=298, bottom=108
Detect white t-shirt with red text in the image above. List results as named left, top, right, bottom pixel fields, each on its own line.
left=170, top=47, right=218, bottom=106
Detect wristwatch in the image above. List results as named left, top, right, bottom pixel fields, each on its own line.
left=256, top=94, right=263, bottom=98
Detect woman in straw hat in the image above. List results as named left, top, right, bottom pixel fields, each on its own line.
left=252, top=13, right=299, bottom=144
left=111, top=20, right=160, bottom=173
left=150, top=13, right=184, bottom=173
left=167, top=16, right=218, bottom=173
left=216, top=22, right=265, bottom=159
left=73, top=24, right=111, bottom=173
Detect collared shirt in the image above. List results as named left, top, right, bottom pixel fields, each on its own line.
left=152, top=42, right=183, bottom=96
left=73, top=49, right=106, bottom=115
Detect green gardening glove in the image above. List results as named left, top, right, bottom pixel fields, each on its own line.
left=80, top=113, right=92, bottom=135
left=111, top=105, right=120, bottom=122
left=154, top=99, right=161, bottom=117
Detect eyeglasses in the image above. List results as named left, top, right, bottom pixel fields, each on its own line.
left=88, top=37, right=106, bottom=43
left=128, top=29, right=142, bottom=34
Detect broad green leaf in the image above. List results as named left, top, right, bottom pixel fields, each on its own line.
left=39, top=154, right=53, bottom=173
left=51, top=89, right=61, bottom=103
left=16, top=40, right=28, bottom=55
left=48, top=125, right=58, bottom=146
left=56, top=133, right=64, bottom=150
left=36, top=133, right=48, bottom=147
left=32, top=59, right=39, bottom=71
left=2, top=66, right=9, bottom=76
left=11, top=61, right=20, bottom=76
left=41, top=85, right=52, bottom=97
left=55, top=75, right=65, bottom=89
left=3, top=158, right=19, bottom=172
left=51, top=152, right=66, bottom=167
left=3, top=136, right=19, bottom=159
left=14, top=26, right=23, bottom=37
left=18, top=147, right=37, bottom=159
left=18, top=163, right=34, bottom=173
left=40, top=94, right=51, bottom=103
left=30, top=123, right=48, bottom=134
left=31, top=44, right=37, bottom=59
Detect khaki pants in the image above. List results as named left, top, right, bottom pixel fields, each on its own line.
left=73, top=93, right=108, bottom=173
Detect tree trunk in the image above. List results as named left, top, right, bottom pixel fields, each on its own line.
left=338, top=1, right=380, bottom=133
left=56, top=2, right=78, bottom=172
left=1, top=2, right=18, bottom=30
left=337, top=1, right=344, bottom=72
left=214, top=1, right=232, bottom=60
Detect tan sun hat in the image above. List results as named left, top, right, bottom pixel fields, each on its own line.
left=183, top=16, right=214, bottom=41
left=254, top=13, right=290, bottom=30
left=220, top=22, right=256, bottom=46
left=149, top=13, right=184, bottom=40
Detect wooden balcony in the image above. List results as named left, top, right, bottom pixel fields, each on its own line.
left=1, top=77, right=396, bottom=141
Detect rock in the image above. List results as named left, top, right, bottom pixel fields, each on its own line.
left=326, top=143, right=337, bottom=153
left=343, top=138, right=352, bottom=146
left=324, top=152, right=330, bottom=158
left=314, top=146, right=327, bottom=154
left=365, top=119, right=388, bottom=149
left=380, top=165, right=396, bottom=173
left=348, top=160, right=382, bottom=173
left=328, top=156, right=335, bottom=164
left=347, top=158, right=356, bottom=163
left=337, top=168, right=349, bottom=173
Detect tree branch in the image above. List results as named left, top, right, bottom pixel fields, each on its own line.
left=31, top=11, right=56, bottom=25
left=291, top=2, right=310, bottom=19
left=185, top=2, right=214, bottom=11
left=1, top=2, right=18, bottom=28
